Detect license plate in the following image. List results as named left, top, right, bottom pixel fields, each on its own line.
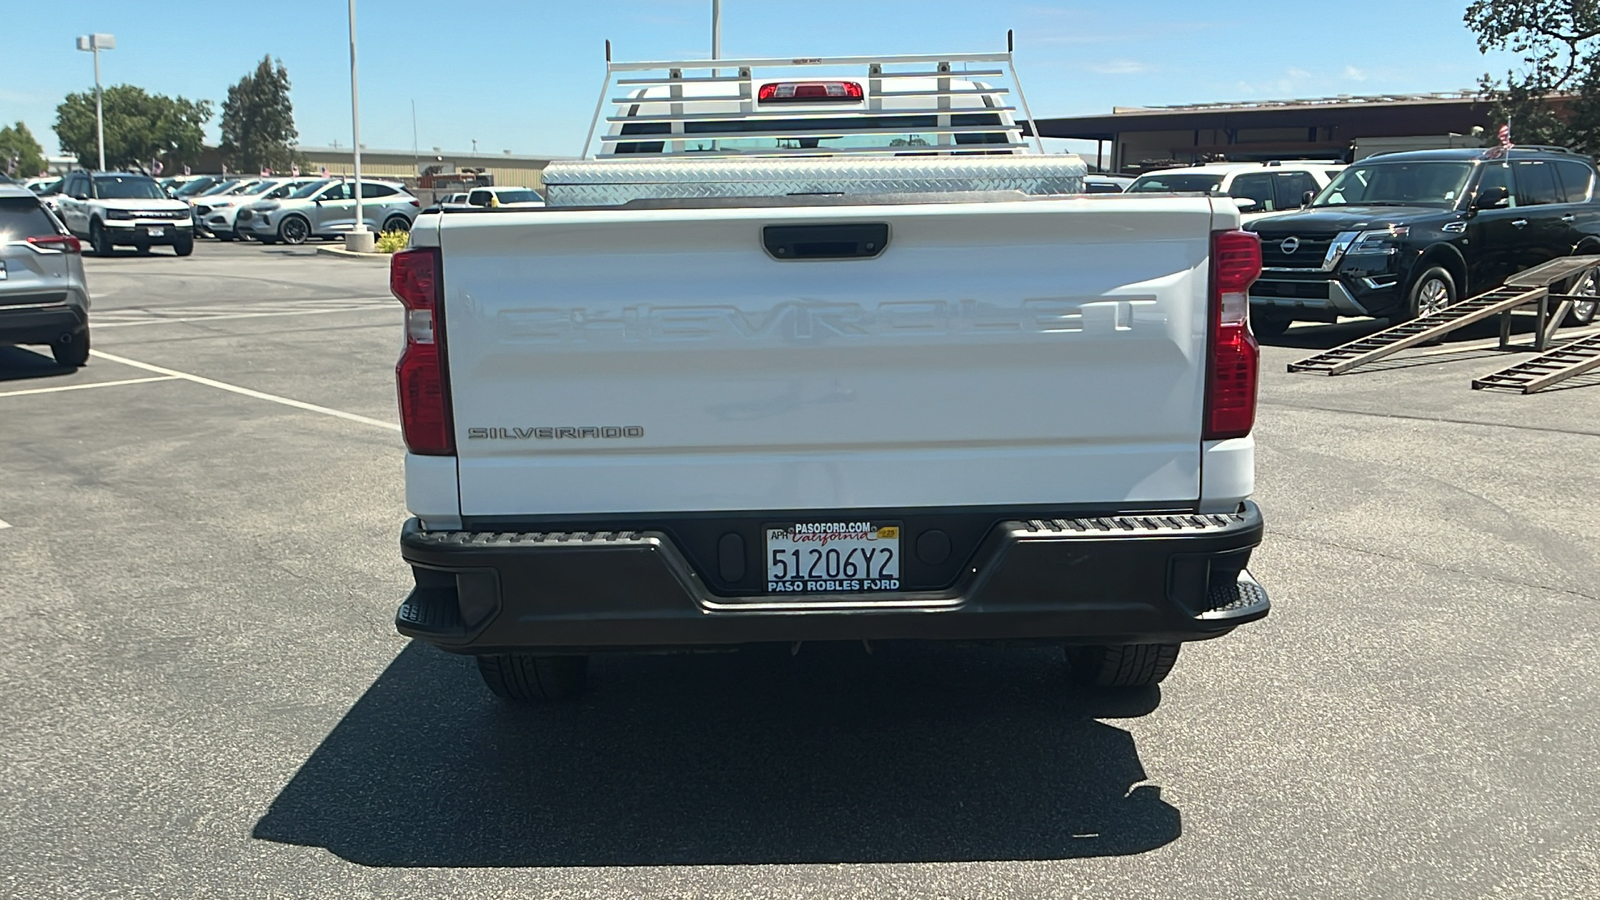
left=146, top=227, right=165, bottom=237
left=765, top=522, right=901, bottom=594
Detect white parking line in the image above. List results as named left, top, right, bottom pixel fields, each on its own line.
left=89, top=350, right=401, bottom=433
left=0, top=375, right=179, bottom=399
left=95, top=306, right=393, bottom=329
left=0, top=518, right=10, bottom=530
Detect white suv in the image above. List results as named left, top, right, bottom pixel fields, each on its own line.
left=54, top=171, right=195, bottom=256
left=1126, top=161, right=1344, bottom=222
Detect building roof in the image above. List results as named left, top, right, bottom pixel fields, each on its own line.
left=1107, top=91, right=1481, bottom=115
left=1033, top=90, right=1495, bottom=141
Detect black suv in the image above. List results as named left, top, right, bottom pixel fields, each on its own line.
left=1246, top=147, right=1600, bottom=337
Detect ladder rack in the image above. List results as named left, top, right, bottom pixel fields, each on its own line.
left=1471, top=332, right=1600, bottom=393
left=581, top=41, right=1046, bottom=159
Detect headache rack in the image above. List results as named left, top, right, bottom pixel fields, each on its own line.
left=580, top=34, right=1046, bottom=159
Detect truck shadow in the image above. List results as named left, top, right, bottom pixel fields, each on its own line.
left=253, top=641, right=1181, bottom=867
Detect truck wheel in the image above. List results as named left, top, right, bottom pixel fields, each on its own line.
left=1251, top=310, right=1292, bottom=340
left=475, top=653, right=588, bottom=701
left=1406, top=266, right=1457, bottom=321
left=51, top=328, right=90, bottom=368
left=173, top=233, right=195, bottom=257
left=277, top=215, right=310, bottom=245
left=1068, top=643, right=1180, bottom=687
left=382, top=215, right=411, bottom=234
left=1563, top=267, right=1598, bottom=326
left=90, top=221, right=114, bottom=257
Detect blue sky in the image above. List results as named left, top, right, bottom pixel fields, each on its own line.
left=1, top=0, right=1516, bottom=160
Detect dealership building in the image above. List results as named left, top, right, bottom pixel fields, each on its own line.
left=1032, top=91, right=1496, bottom=173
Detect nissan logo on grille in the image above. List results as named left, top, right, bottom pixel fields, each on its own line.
left=1280, top=237, right=1301, bottom=255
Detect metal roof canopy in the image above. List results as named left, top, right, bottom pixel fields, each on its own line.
left=1034, top=92, right=1493, bottom=142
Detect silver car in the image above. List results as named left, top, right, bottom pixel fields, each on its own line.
left=236, top=179, right=421, bottom=245
left=194, top=178, right=318, bottom=241
left=0, top=185, right=91, bottom=367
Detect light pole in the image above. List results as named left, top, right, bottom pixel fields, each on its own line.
left=75, top=33, right=115, bottom=171
left=712, top=0, right=721, bottom=60
left=345, top=0, right=371, bottom=251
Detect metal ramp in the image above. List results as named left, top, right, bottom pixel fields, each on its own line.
left=1287, top=254, right=1600, bottom=376
left=1471, top=332, right=1600, bottom=393
left=1286, top=285, right=1546, bottom=375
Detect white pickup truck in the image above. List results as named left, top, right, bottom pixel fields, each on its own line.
left=391, top=49, right=1270, bottom=701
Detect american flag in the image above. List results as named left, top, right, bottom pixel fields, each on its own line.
left=151, top=159, right=163, bottom=175
left=291, top=164, right=300, bottom=177
left=319, top=166, right=329, bottom=177
left=182, top=164, right=191, bottom=176
left=1499, top=122, right=1513, bottom=149
left=260, top=167, right=272, bottom=178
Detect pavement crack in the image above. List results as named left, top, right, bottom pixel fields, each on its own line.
left=1264, top=529, right=1600, bottom=602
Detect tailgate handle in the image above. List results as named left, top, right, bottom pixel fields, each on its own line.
left=763, top=224, right=888, bottom=260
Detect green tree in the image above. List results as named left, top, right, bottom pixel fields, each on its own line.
left=1467, top=0, right=1600, bottom=151
left=54, top=85, right=210, bottom=171
left=0, top=122, right=47, bottom=178
left=219, top=56, right=299, bottom=172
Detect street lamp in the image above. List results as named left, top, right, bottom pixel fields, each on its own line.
left=75, top=33, right=115, bottom=171
left=345, top=0, right=371, bottom=252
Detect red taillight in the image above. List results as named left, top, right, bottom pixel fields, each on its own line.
left=391, top=247, right=454, bottom=455
left=757, top=81, right=864, bottom=102
left=27, top=235, right=81, bottom=253
left=1205, top=230, right=1262, bottom=440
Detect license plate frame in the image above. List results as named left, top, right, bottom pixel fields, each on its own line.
left=145, top=226, right=165, bottom=237
left=764, top=521, right=902, bottom=595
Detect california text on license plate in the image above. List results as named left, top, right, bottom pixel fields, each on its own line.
left=765, top=522, right=901, bottom=594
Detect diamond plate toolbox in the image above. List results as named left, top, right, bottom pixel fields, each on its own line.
left=542, top=155, right=1088, bottom=207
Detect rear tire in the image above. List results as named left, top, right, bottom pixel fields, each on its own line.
left=382, top=215, right=411, bottom=234
left=1068, top=643, right=1180, bottom=687
left=52, top=328, right=90, bottom=368
left=476, top=653, right=589, bottom=702
left=1250, top=310, right=1293, bottom=339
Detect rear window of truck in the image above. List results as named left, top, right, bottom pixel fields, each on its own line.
left=615, top=113, right=1011, bottom=155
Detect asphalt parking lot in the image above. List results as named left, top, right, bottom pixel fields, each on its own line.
left=2, top=240, right=1598, bottom=899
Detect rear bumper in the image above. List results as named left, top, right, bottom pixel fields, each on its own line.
left=396, top=502, right=1270, bottom=654
left=0, top=304, right=86, bottom=346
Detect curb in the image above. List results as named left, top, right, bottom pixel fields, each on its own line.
left=315, top=246, right=388, bottom=261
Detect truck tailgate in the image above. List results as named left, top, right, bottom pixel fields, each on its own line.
left=437, top=196, right=1220, bottom=516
